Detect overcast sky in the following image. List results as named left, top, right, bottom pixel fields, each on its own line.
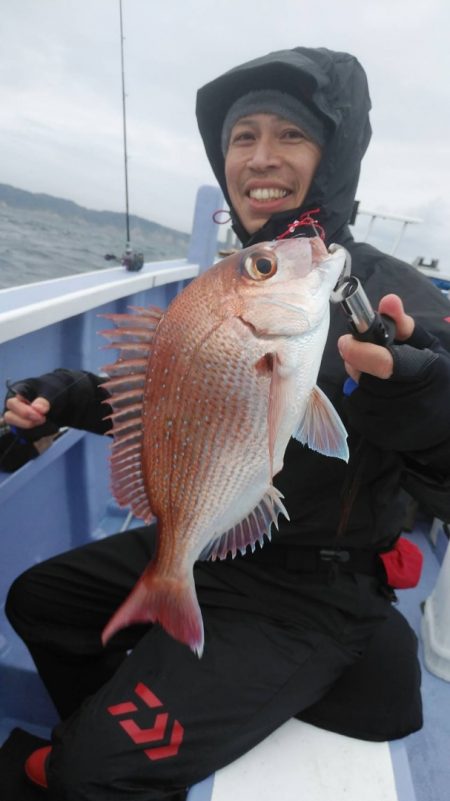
left=1, top=0, right=449, bottom=269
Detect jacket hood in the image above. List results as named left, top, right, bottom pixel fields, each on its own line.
left=196, top=47, right=372, bottom=246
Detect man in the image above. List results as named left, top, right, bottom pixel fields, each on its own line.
left=4, top=47, right=450, bottom=800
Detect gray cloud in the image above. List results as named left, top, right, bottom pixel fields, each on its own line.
left=1, top=0, right=449, bottom=272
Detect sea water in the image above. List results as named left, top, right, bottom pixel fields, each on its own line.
left=1, top=201, right=448, bottom=293
left=0, top=204, right=189, bottom=290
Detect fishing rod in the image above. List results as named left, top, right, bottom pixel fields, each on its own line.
left=105, top=0, right=144, bottom=271
left=2, top=6, right=145, bottom=466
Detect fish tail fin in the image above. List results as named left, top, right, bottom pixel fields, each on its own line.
left=101, top=567, right=204, bottom=657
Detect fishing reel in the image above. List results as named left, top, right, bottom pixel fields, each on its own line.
left=104, top=246, right=144, bottom=272
left=121, top=244, right=144, bottom=272
left=331, top=248, right=395, bottom=345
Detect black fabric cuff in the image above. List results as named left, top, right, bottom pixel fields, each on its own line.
left=5, top=370, right=112, bottom=436
left=346, top=344, right=450, bottom=453
left=387, top=345, right=438, bottom=382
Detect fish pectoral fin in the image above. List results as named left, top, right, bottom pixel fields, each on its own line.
left=199, top=485, right=289, bottom=562
left=294, top=385, right=349, bottom=462
left=267, top=352, right=296, bottom=478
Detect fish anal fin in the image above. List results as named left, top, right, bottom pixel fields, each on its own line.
left=101, top=566, right=204, bottom=657
left=294, top=385, right=349, bottom=462
left=200, top=486, right=289, bottom=563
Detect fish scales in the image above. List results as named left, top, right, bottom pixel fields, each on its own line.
left=147, top=324, right=268, bottom=536
left=141, top=282, right=269, bottom=555
left=101, top=238, right=349, bottom=655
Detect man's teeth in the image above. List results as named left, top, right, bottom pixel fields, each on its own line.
left=249, top=188, right=289, bottom=201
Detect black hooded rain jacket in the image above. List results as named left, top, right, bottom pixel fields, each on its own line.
left=10, top=48, right=450, bottom=595
left=195, top=47, right=450, bottom=568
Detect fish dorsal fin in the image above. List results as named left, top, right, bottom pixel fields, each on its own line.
left=100, top=306, right=164, bottom=523
left=294, top=385, right=349, bottom=462
left=199, top=485, right=289, bottom=562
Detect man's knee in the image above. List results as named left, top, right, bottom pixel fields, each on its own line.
left=5, top=566, right=41, bottom=636
left=298, top=609, right=423, bottom=741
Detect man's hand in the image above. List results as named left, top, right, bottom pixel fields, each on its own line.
left=2, top=394, right=51, bottom=429
left=337, top=294, right=415, bottom=382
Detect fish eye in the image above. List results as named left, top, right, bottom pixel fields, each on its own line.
left=242, top=250, right=278, bottom=281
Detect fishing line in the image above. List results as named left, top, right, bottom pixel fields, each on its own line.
left=276, top=208, right=325, bottom=241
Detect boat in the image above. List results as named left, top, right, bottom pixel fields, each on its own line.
left=1, top=187, right=449, bottom=800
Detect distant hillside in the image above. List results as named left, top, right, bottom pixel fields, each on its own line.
left=0, top=183, right=190, bottom=246
left=0, top=183, right=192, bottom=289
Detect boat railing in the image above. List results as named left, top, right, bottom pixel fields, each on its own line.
left=353, top=206, right=423, bottom=257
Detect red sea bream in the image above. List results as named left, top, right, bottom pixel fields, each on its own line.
left=100, top=237, right=349, bottom=656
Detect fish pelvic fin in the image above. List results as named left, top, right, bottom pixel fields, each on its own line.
left=294, top=385, right=349, bottom=462
left=200, top=485, right=289, bottom=562
left=100, top=305, right=165, bottom=523
left=101, top=566, right=204, bottom=657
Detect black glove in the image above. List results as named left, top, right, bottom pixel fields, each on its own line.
left=345, top=324, right=450, bottom=456
left=4, top=369, right=112, bottom=436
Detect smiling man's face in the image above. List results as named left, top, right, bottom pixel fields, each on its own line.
left=224, top=113, right=322, bottom=235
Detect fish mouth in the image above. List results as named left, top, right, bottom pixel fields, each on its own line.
left=242, top=296, right=313, bottom=328
left=319, top=245, right=349, bottom=289
left=254, top=296, right=309, bottom=314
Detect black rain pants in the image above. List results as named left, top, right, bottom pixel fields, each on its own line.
left=5, top=525, right=422, bottom=801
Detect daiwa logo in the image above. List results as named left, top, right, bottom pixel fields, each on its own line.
left=108, top=682, right=184, bottom=760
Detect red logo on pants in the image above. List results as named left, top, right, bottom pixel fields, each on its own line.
left=108, top=682, right=184, bottom=760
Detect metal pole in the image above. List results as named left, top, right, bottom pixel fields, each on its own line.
left=390, top=220, right=408, bottom=256
left=364, top=215, right=376, bottom=242
left=119, top=0, right=131, bottom=246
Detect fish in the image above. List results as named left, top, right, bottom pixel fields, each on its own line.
left=99, top=236, right=349, bottom=656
